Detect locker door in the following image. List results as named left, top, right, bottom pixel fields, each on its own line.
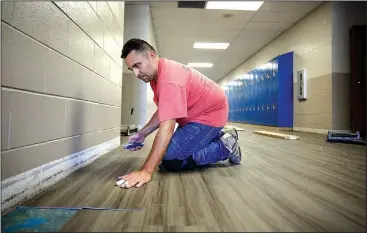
left=254, top=69, right=258, bottom=125
left=243, top=79, right=248, bottom=123
left=239, top=80, right=243, bottom=122
left=260, top=69, right=265, bottom=125
left=236, top=82, right=240, bottom=122
left=265, top=65, right=271, bottom=125
left=234, top=83, right=238, bottom=121
left=248, top=72, right=253, bottom=124
left=241, top=80, right=245, bottom=122
left=256, top=69, right=261, bottom=124
left=272, top=59, right=279, bottom=126
left=256, top=68, right=261, bottom=125
left=230, top=86, right=233, bottom=121
left=228, top=87, right=231, bottom=121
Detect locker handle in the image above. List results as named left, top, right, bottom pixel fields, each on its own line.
left=267, top=104, right=270, bottom=110
left=262, top=105, right=265, bottom=111
left=257, top=106, right=260, bottom=111
left=273, top=104, right=276, bottom=109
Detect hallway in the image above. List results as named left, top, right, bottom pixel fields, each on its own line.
left=19, top=124, right=366, bottom=232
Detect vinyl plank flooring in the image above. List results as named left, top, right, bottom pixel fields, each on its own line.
left=19, top=123, right=367, bottom=232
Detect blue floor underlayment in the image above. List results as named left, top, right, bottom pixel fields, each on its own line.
left=2, top=206, right=144, bottom=232
left=1, top=206, right=79, bottom=232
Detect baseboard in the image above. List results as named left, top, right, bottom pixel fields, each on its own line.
left=293, top=127, right=332, bottom=135
left=227, top=122, right=293, bottom=131
left=1, top=137, right=121, bottom=214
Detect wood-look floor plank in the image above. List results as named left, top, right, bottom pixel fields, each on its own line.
left=19, top=124, right=367, bottom=232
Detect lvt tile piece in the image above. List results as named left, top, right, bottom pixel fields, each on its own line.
left=19, top=124, right=366, bottom=232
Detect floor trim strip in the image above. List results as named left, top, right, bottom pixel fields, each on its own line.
left=15, top=206, right=144, bottom=212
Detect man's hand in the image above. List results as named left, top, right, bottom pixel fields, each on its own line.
left=117, top=119, right=176, bottom=189
left=116, top=170, right=152, bottom=188
left=127, top=132, right=145, bottom=151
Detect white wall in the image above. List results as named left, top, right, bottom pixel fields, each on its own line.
left=121, top=3, right=158, bottom=127
left=219, top=2, right=334, bottom=133
left=146, top=6, right=159, bottom=123
left=1, top=1, right=124, bottom=212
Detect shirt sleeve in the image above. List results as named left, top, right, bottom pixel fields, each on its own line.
left=157, top=83, right=187, bottom=122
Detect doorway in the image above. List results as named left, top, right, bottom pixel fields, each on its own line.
left=349, top=25, right=366, bottom=138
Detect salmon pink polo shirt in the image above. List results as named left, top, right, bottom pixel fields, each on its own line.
left=149, top=58, right=229, bottom=128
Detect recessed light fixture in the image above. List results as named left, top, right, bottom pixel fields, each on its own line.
left=193, top=42, right=229, bottom=49
left=187, top=63, right=213, bottom=68
left=205, top=1, right=264, bottom=11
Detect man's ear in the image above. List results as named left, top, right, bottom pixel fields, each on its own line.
left=150, top=51, right=157, bottom=59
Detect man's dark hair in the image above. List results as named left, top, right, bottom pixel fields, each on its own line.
left=121, top=38, right=156, bottom=59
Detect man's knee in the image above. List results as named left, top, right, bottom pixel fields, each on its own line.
left=163, top=137, right=181, bottom=161
left=161, top=160, right=182, bottom=172
left=161, top=156, right=197, bottom=172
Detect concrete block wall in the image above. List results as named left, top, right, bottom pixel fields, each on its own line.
left=1, top=1, right=124, bottom=212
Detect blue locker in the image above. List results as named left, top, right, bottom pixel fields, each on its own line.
left=253, top=69, right=258, bottom=125
left=238, top=80, right=242, bottom=122
left=277, top=52, right=293, bottom=127
left=250, top=72, right=255, bottom=124
left=265, top=64, right=271, bottom=126
left=241, top=51, right=293, bottom=128
left=270, top=59, right=277, bottom=126
left=234, top=83, right=237, bottom=122
left=230, top=85, right=234, bottom=122
left=260, top=68, right=265, bottom=125
left=246, top=80, right=249, bottom=123
left=256, top=69, right=261, bottom=125
left=241, top=79, right=245, bottom=122
left=256, top=69, right=260, bottom=125
left=236, top=80, right=241, bottom=122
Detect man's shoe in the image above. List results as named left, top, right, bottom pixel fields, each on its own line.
left=220, top=132, right=242, bottom=164
left=221, top=127, right=239, bottom=140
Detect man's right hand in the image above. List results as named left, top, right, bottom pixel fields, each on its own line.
left=128, top=132, right=145, bottom=151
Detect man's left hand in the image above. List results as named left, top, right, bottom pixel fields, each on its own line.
left=116, top=169, right=152, bottom=188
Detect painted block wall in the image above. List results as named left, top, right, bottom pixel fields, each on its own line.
left=1, top=1, right=124, bottom=212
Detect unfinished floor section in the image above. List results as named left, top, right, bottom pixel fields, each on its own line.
left=18, top=124, right=366, bottom=232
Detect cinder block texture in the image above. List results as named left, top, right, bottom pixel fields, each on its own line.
left=1, top=1, right=125, bottom=179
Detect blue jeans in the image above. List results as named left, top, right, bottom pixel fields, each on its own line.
left=161, top=122, right=230, bottom=171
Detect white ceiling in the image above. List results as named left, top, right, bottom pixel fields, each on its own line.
left=149, top=1, right=322, bottom=82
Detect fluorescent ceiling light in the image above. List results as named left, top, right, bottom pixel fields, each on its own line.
left=205, top=1, right=264, bottom=11
left=193, top=42, right=229, bottom=50
left=187, top=63, right=213, bottom=68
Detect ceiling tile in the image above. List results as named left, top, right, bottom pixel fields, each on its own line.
left=150, top=1, right=178, bottom=8
left=225, top=36, right=271, bottom=55
left=258, top=1, right=322, bottom=13
left=153, top=18, right=247, bottom=30
left=237, top=29, right=283, bottom=40
left=152, top=8, right=256, bottom=22
left=251, top=11, right=306, bottom=23
left=244, top=22, right=292, bottom=31
left=155, top=27, right=241, bottom=42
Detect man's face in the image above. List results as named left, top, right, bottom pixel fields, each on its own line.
left=125, top=50, right=158, bottom=83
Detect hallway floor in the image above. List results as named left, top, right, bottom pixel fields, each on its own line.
left=19, top=124, right=366, bottom=232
